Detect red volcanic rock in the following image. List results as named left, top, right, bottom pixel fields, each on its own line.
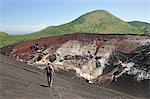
left=10, top=33, right=149, bottom=61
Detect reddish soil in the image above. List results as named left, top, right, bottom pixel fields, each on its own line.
left=10, top=33, right=149, bottom=62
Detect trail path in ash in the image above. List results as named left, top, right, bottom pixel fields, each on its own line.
left=0, top=54, right=147, bottom=99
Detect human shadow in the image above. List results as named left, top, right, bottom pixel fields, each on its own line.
left=36, top=83, right=49, bottom=87
left=39, top=84, right=49, bottom=87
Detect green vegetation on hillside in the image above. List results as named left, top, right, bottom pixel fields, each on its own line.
left=0, top=10, right=148, bottom=48
left=30, top=10, right=141, bottom=38
left=0, top=35, right=32, bottom=48
left=0, top=32, right=9, bottom=37
left=128, top=21, right=150, bottom=34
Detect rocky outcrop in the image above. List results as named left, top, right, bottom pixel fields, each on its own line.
left=10, top=33, right=150, bottom=85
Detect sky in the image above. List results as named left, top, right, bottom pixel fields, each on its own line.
left=0, top=0, right=149, bottom=35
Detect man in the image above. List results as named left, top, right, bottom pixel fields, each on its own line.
left=44, top=62, right=54, bottom=87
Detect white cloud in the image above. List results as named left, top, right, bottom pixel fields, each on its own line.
left=0, top=24, right=49, bottom=35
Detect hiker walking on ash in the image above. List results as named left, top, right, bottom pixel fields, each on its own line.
left=44, top=62, right=55, bottom=87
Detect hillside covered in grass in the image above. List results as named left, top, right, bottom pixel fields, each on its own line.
left=0, top=32, right=9, bottom=37
left=0, top=10, right=149, bottom=48
left=128, top=21, right=150, bottom=34
left=29, top=10, right=141, bottom=37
